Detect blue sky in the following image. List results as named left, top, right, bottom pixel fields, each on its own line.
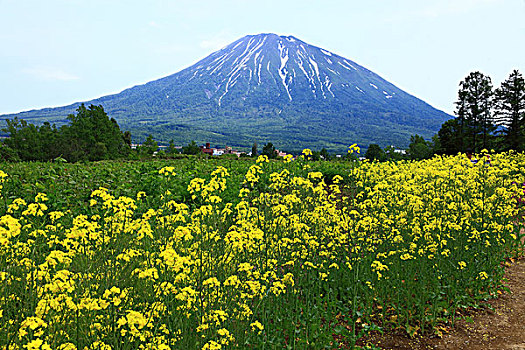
left=1, top=0, right=524, bottom=115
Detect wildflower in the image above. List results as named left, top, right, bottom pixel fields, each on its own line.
left=159, top=166, right=177, bottom=176
left=23, top=339, right=52, bottom=350
left=203, top=277, right=221, bottom=288
left=301, top=148, right=313, bottom=157
left=256, top=155, right=269, bottom=163
left=35, top=193, right=48, bottom=202
left=250, top=321, right=264, bottom=334
left=202, top=340, right=221, bottom=350
left=348, top=143, right=361, bottom=154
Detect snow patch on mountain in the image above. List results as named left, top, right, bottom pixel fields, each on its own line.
left=179, top=33, right=411, bottom=106
left=278, top=41, right=292, bottom=101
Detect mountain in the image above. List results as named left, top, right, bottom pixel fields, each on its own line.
left=2, top=33, right=451, bottom=152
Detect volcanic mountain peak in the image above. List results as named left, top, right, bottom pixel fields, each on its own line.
left=175, top=32, right=396, bottom=107
left=2, top=33, right=451, bottom=151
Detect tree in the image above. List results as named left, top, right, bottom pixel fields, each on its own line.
left=0, top=143, right=20, bottom=162
left=62, top=104, right=129, bottom=161
left=365, top=144, right=385, bottom=161
left=494, top=69, right=525, bottom=151
left=311, top=150, right=321, bottom=161
left=123, top=131, right=132, bottom=148
left=182, top=140, right=201, bottom=155
left=436, top=119, right=462, bottom=155
left=319, top=148, right=331, bottom=161
left=3, top=104, right=129, bottom=162
left=408, top=135, right=432, bottom=160
left=251, top=142, right=258, bottom=157
left=261, top=142, right=278, bottom=159
left=3, top=118, right=43, bottom=161
left=139, top=135, right=158, bottom=155
left=383, top=145, right=404, bottom=161
left=455, top=72, right=495, bottom=152
left=166, top=139, right=178, bottom=154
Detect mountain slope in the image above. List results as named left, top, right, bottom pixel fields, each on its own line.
left=2, top=33, right=451, bottom=151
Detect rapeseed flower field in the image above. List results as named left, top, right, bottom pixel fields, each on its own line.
left=0, top=152, right=524, bottom=349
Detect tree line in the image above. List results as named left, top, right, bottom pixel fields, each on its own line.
left=2, top=69, right=523, bottom=163
left=1, top=104, right=131, bottom=162
left=365, top=69, right=525, bottom=161
left=438, top=69, right=525, bottom=154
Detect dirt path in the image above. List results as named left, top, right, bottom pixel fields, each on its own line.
left=433, top=258, right=525, bottom=350
left=366, top=257, right=525, bottom=350
left=365, top=229, right=525, bottom=349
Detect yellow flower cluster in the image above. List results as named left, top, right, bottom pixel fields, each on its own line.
left=0, top=151, right=523, bottom=348
left=348, top=143, right=361, bottom=154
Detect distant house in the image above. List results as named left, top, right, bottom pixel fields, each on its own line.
left=200, top=143, right=214, bottom=155
left=201, top=143, right=244, bottom=157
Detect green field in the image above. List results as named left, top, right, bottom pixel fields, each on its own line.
left=0, top=153, right=524, bottom=349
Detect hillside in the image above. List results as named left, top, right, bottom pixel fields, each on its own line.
left=1, top=33, right=451, bottom=151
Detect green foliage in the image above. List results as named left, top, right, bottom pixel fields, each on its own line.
left=63, top=104, right=129, bottom=161
left=455, top=71, right=495, bottom=153
left=2, top=119, right=61, bottom=161
left=365, top=144, right=385, bottom=161
left=2, top=104, right=130, bottom=162
left=166, top=139, right=178, bottom=154
left=261, top=142, right=278, bottom=159
left=0, top=143, right=20, bottom=162
left=494, top=69, right=525, bottom=151
left=319, top=147, right=331, bottom=161
left=436, top=119, right=462, bottom=155
left=181, top=140, right=202, bottom=155
left=138, top=134, right=158, bottom=155
left=408, top=135, right=433, bottom=160
left=123, top=131, right=132, bottom=148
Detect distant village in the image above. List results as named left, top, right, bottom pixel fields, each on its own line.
left=130, top=141, right=407, bottom=160
left=131, top=142, right=291, bottom=158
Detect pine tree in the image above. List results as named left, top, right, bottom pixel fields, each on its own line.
left=140, top=135, right=158, bottom=155
left=365, top=144, right=385, bottom=161
left=494, top=69, right=525, bottom=151
left=455, top=72, right=495, bottom=152
left=455, top=89, right=469, bottom=152
left=182, top=141, right=201, bottom=155
left=436, top=119, right=462, bottom=155
left=261, top=143, right=277, bottom=159
left=167, top=139, right=177, bottom=154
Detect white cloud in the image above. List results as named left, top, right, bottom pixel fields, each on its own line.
left=22, top=66, right=79, bottom=81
